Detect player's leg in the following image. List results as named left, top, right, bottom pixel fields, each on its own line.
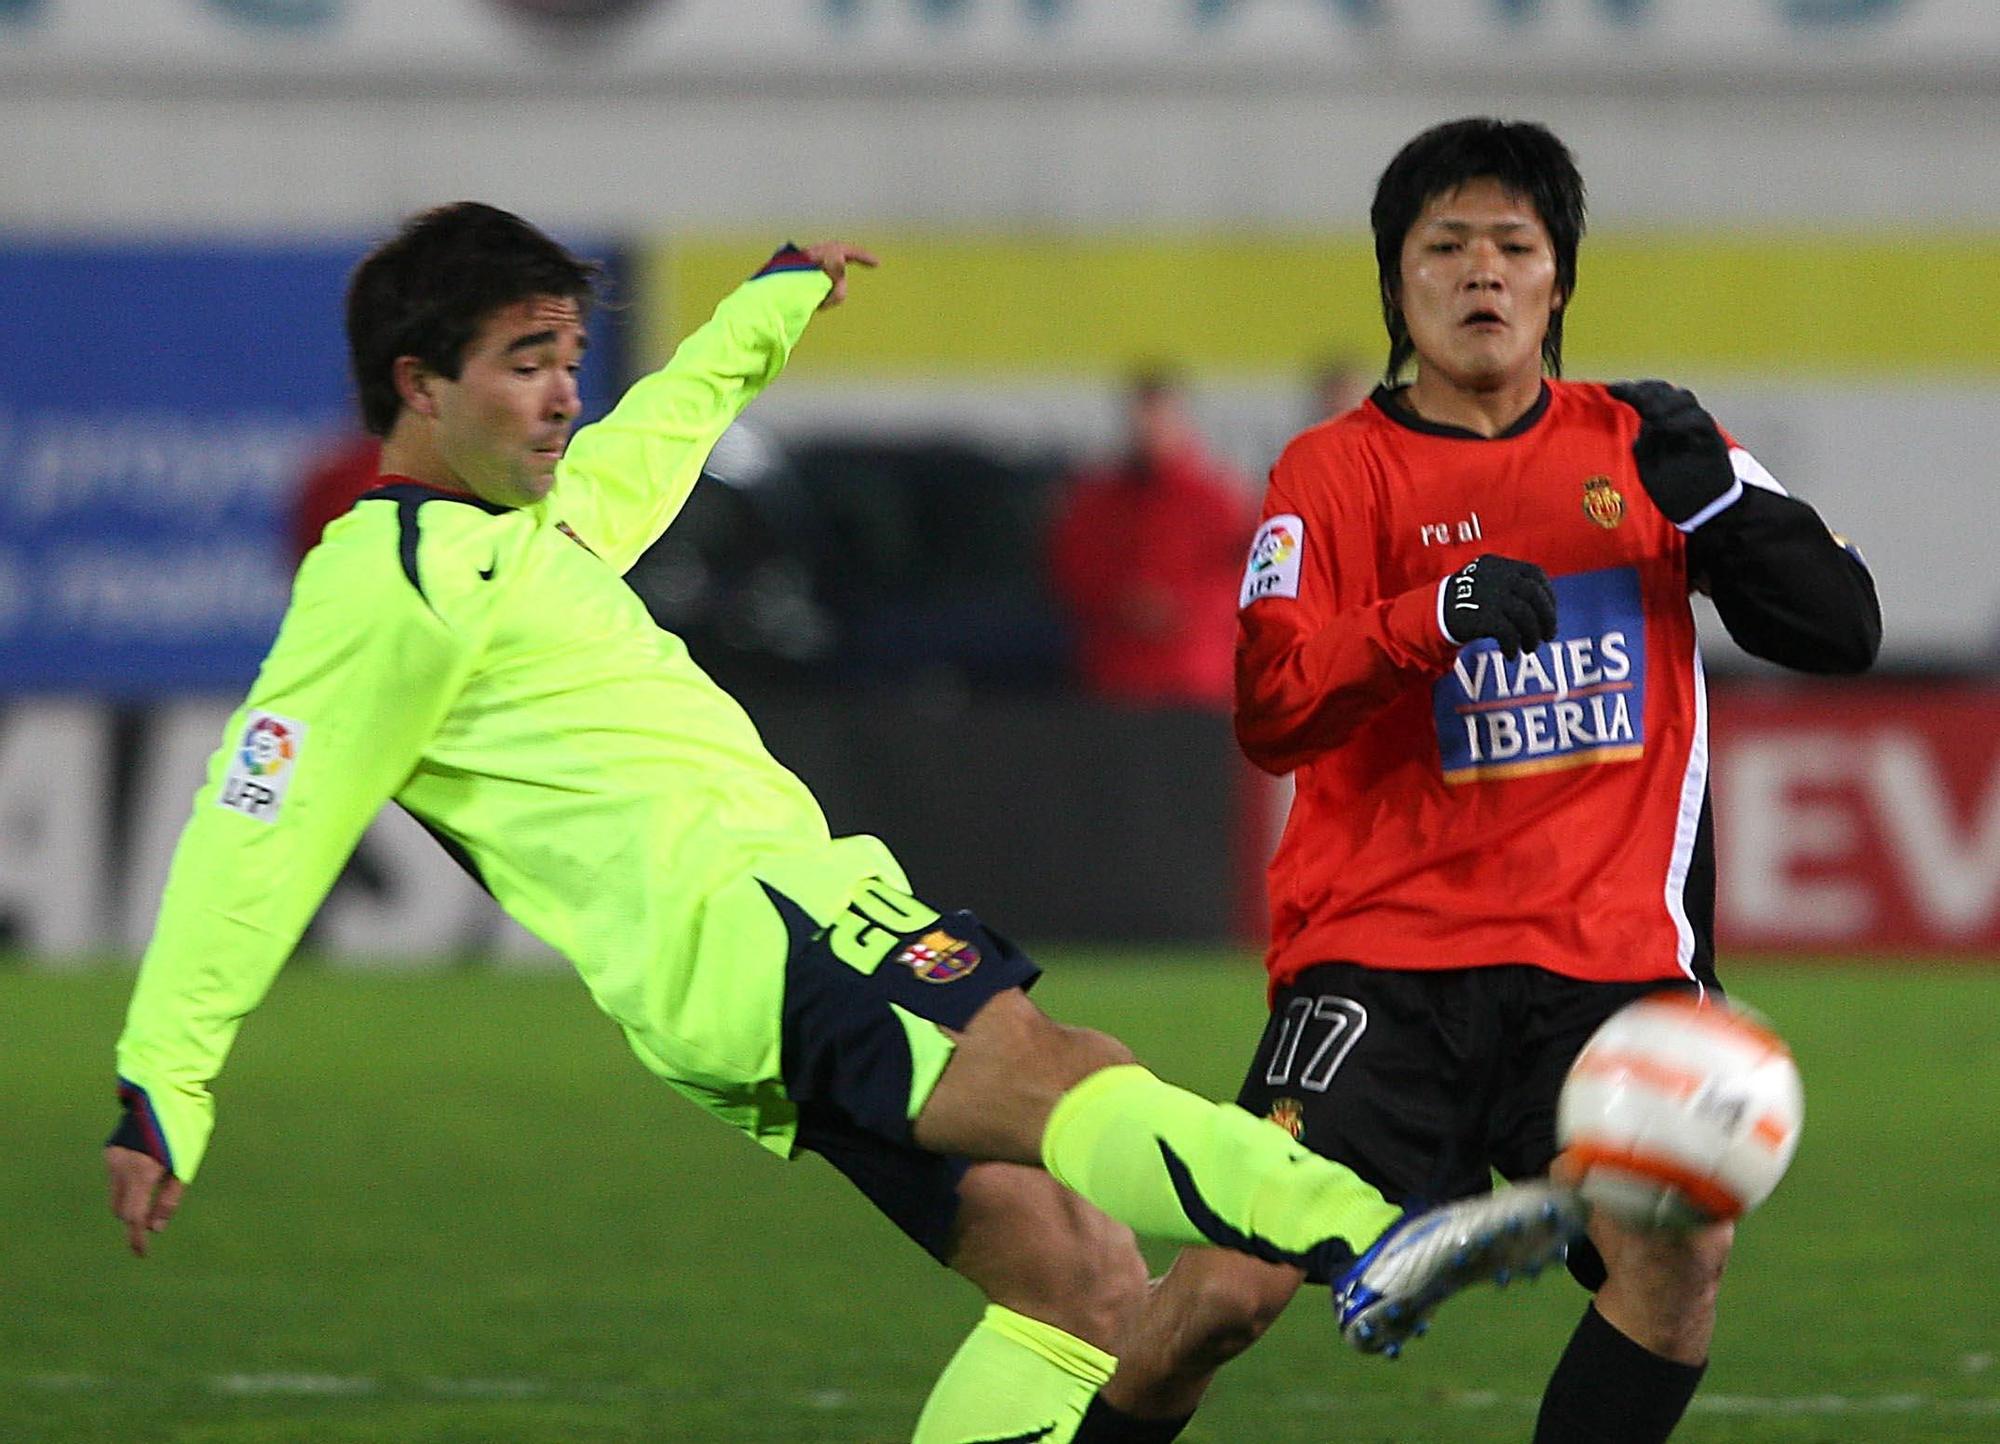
left=1493, top=973, right=1726, bottom=1444
left=777, top=882, right=1572, bottom=1404
left=771, top=873, right=1400, bottom=1268
left=1532, top=1213, right=1732, bottom=1444
left=1073, top=962, right=1513, bottom=1441
left=946, top=1162, right=1146, bottom=1349
left=915, top=985, right=1407, bottom=1267
left=769, top=882, right=1141, bottom=1443
left=913, top=1163, right=1150, bottom=1444
left=922, top=969, right=1579, bottom=1383
left=1590, top=1213, right=1733, bottom=1364
left=798, top=1104, right=1145, bottom=1444
left=1075, top=1246, right=1305, bottom=1439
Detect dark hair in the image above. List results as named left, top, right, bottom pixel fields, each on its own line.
left=346, top=202, right=601, bottom=436
left=1370, top=118, right=1586, bottom=383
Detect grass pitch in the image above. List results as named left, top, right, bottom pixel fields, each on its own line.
left=4, top=953, right=1996, bottom=1443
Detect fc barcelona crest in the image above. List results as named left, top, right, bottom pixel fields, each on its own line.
left=1582, top=475, right=1626, bottom=529
left=897, top=929, right=982, bottom=984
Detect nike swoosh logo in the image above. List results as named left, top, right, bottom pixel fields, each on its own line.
left=478, top=560, right=497, bottom=580
left=963, top=1426, right=1057, bottom=1443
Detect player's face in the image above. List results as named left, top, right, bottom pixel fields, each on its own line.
left=1396, top=178, right=1561, bottom=394
left=431, top=295, right=586, bottom=508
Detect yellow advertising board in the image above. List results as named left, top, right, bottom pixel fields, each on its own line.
left=639, top=231, right=2000, bottom=380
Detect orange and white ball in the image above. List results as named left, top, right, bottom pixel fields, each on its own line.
left=1555, top=994, right=1803, bottom=1229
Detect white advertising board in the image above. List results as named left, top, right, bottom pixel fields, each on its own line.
left=2, top=0, right=1994, bottom=80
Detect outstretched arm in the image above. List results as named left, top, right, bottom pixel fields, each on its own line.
left=552, top=241, right=876, bottom=574
left=107, top=527, right=476, bottom=1250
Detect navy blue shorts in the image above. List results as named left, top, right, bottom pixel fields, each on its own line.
left=768, top=881, right=1041, bottom=1263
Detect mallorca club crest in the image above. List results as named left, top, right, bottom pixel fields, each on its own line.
left=1265, top=1097, right=1306, bottom=1142
left=1581, top=475, right=1626, bottom=530
left=896, top=929, right=982, bottom=984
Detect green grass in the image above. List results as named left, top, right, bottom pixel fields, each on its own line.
left=5, top=953, right=1997, bottom=1443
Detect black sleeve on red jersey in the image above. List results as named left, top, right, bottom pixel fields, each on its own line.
left=1687, top=486, right=1881, bottom=674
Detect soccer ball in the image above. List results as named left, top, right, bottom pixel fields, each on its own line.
left=1554, top=994, right=1803, bottom=1229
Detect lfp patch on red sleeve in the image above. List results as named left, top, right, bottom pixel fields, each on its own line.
left=1241, top=513, right=1305, bottom=608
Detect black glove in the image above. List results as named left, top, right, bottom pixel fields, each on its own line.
left=1439, top=554, right=1558, bottom=658
left=1608, top=379, right=1737, bottom=529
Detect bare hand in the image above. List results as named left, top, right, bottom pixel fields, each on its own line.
left=106, top=1145, right=185, bottom=1258
left=799, top=241, right=879, bottom=310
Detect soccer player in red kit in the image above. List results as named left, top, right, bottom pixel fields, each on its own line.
left=1068, top=119, right=1880, bottom=1444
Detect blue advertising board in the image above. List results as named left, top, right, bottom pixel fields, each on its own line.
left=0, top=240, right=620, bottom=696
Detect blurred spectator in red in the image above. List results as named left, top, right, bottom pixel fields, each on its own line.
left=289, top=433, right=382, bottom=567
left=1048, top=371, right=1255, bottom=707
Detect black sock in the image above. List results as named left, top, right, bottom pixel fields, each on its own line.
left=1069, top=1393, right=1195, bottom=1443
left=1534, top=1304, right=1706, bottom=1444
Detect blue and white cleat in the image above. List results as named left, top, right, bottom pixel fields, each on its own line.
left=1334, top=1182, right=1586, bottom=1358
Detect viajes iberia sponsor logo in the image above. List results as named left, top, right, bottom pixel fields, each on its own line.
left=1432, top=566, right=1645, bottom=784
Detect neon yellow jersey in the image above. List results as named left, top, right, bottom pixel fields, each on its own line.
left=115, top=256, right=905, bottom=1181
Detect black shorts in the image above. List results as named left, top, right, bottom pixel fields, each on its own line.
left=1233, top=962, right=1705, bottom=1287
left=768, top=881, right=1041, bottom=1263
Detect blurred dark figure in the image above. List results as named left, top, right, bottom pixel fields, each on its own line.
left=1048, top=372, right=1255, bottom=707
left=290, top=433, right=382, bottom=566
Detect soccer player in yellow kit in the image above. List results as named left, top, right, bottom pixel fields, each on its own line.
left=105, top=203, right=1580, bottom=1443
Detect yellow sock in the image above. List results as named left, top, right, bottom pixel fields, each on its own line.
left=1041, top=1064, right=1400, bottom=1266
left=911, top=1303, right=1116, bottom=1444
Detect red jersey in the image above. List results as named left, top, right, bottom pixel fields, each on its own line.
left=1050, top=451, right=1254, bottom=706
left=1237, top=379, right=1731, bottom=991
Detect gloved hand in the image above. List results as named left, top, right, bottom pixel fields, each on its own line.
left=1438, top=554, right=1558, bottom=658
left=1608, top=380, right=1738, bottom=529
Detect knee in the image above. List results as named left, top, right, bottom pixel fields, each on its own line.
left=1006, top=1006, right=1136, bottom=1089
left=1673, top=1221, right=1734, bottom=1310
left=1175, top=1260, right=1299, bottom=1372
left=1056, top=1025, right=1137, bottom=1085
left=1063, top=1231, right=1153, bottom=1348
left=1610, top=1219, right=1733, bottom=1307
left=954, top=1167, right=1150, bottom=1350
left=1594, top=1218, right=1734, bottom=1359
left=964, top=992, right=1135, bottom=1080
left=1017, top=1201, right=1151, bottom=1348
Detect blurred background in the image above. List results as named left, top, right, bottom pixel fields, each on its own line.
left=2, top=0, right=1996, bottom=961
left=6, top=7, right=2000, bottom=1444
